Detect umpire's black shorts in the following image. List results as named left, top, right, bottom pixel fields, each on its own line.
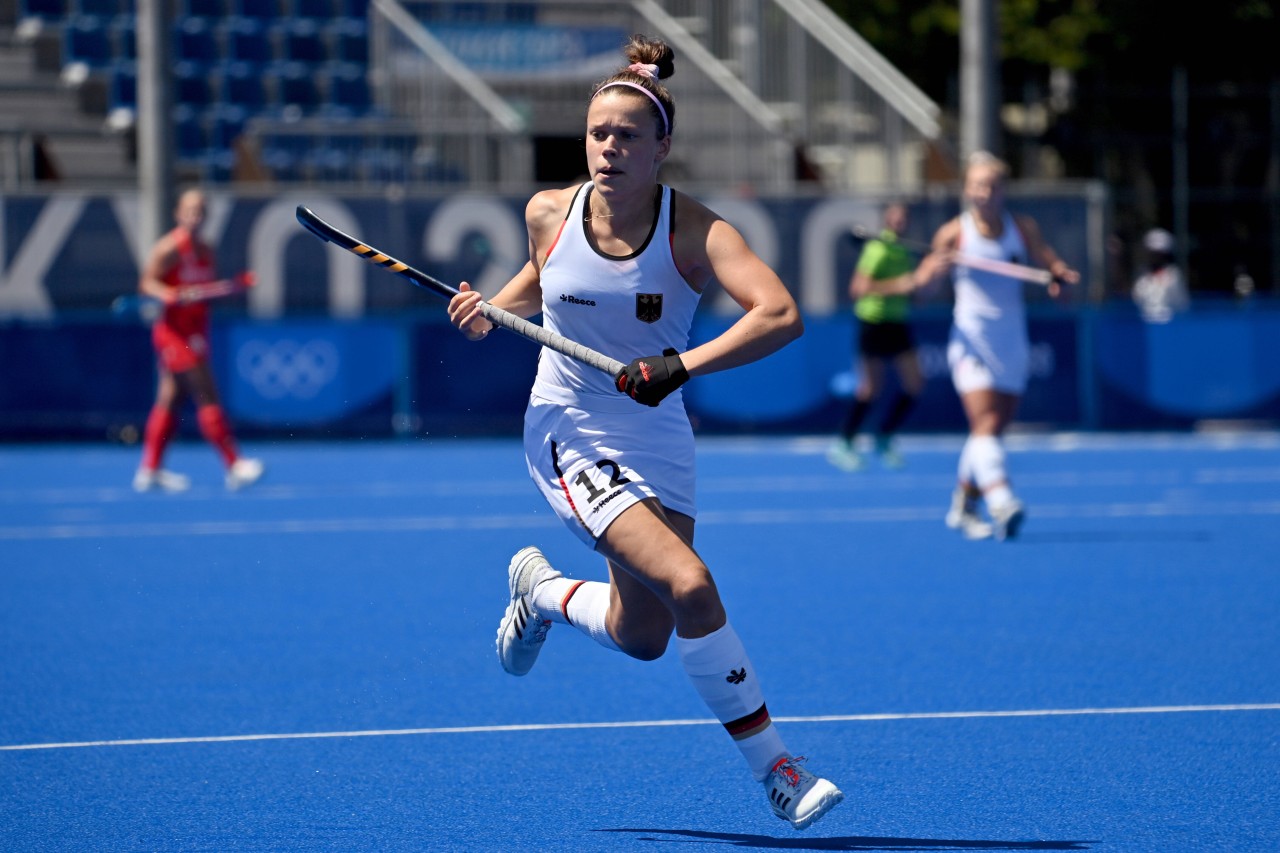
left=856, top=320, right=915, bottom=358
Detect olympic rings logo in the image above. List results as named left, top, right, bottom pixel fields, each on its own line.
left=236, top=338, right=340, bottom=400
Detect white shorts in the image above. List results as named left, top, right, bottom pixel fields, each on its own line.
left=524, top=392, right=697, bottom=548
left=947, top=326, right=1029, bottom=396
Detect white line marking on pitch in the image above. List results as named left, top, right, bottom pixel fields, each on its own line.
left=4, top=499, right=1280, bottom=540
left=3, top=703, right=1277, bottom=752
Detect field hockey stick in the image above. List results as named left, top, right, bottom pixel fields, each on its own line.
left=111, top=272, right=256, bottom=319
left=850, top=225, right=1057, bottom=286
left=295, top=206, right=626, bottom=377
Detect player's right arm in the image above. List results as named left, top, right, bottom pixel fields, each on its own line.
left=137, top=234, right=179, bottom=304
left=913, top=218, right=961, bottom=290
left=448, top=187, right=572, bottom=340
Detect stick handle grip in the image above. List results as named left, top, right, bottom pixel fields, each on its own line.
left=477, top=302, right=626, bottom=376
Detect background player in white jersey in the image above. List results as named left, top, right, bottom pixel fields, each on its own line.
left=447, top=35, right=842, bottom=831
left=914, top=151, right=1079, bottom=541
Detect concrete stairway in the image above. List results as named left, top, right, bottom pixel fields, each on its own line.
left=0, top=0, right=136, bottom=188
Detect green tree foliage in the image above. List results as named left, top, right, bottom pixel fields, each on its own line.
left=825, top=0, right=1276, bottom=100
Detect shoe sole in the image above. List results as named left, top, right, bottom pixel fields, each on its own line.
left=495, top=596, right=536, bottom=676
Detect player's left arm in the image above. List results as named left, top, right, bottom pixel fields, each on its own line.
left=672, top=196, right=802, bottom=378
left=1017, top=214, right=1079, bottom=297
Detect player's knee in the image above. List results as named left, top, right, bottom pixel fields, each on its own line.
left=668, top=565, right=724, bottom=623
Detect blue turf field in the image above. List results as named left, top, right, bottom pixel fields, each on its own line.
left=2, top=433, right=1279, bottom=851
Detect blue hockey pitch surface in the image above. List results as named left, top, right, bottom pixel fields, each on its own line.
left=2, top=432, right=1278, bottom=851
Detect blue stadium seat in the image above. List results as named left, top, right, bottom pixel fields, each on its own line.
left=209, top=103, right=249, bottom=150
left=174, top=60, right=214, bottom=108
left=327, top=17, right=367, bottom=64
left=326, top=63, right=372, bottom=116
left=306, top=144, right=353, bottom=182
left=280, top=19, right=326, bottom=64
left=338, top=0, right=368, bottom=20
left=63, top=16, right=114, bottom=67
left=504, top=3, right=537, bottom=24
left=174, top=17, right=220, bottom=66
left=222, top=60, right=269, bottom=111
left=276, top=61, right=320, bottom=114
left=110, top=16, right=135, bottom=60
left=20, top=0, right=67, bottom=21
left=294, top=0, right=333, bottom=20
left=357, top=148, right=406, bottom=184
left=108, top=60, right=136, bottom=109
left=226, top=17, right=274, bottom=65
left=173, top=105, right=208, bottom=159
left=260, top=132, right=308, bottom=180
left=182, top=0, right=225, bottom=19
left=233, top=0, right=279, bottom=21
left=73, top=0, right=120, bottom=19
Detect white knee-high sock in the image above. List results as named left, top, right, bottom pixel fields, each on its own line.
left=531, top=577, right=621, bottom=652
left=968, top=434, right=1014, bottom=506
left=957, top=436, right=977, bottom=486
left=676, top=622, right=789, bottom=781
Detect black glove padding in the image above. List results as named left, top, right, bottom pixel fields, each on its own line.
left=616, top=348, right=689, bottom=407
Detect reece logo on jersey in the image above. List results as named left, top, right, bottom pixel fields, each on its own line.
left=560, top=293, right=597, bottom=307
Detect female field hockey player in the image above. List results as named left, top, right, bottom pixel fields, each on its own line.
left=133, top=188, right=263, bottom=493
left=447, top=36, right=843, bottom=831
left=914, top=151, right=1078, bottom=540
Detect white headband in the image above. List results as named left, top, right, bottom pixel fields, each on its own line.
left=592, top=81, right=671, bottom=137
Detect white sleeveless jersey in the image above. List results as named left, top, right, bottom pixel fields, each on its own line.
left=532, top=183, right=701, bottom=411
left=950, top=211, right=1030, bottom=386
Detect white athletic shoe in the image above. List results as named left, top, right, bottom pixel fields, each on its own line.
left=945, top=487, right=993, bottom=541
left=132, top=467, right=191, bottom=493
left=496, top=546, right=562, bottom=676
left=826, top=441, right=864, bottom=472
left=225, top=457, right=264, bottom=491
left=991, top=498, right=1026, bottom=542
left=764, top=756, right=844, bottom=831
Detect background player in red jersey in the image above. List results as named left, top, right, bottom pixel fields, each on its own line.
left=133, top=188, right=263, bottom=493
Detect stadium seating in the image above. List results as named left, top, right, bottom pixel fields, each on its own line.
left=294, top=0, right=333, bottom=20
left=73, top=0, right=124, bottom=21
left=221, top=60, right=269, bottom=112
left=20, top=0, right=69, bottom=21
left=276, top=61, right=322, bottom=115
left=173, top=16, right=219, bottom=66
left=107, top=60, right=135, bottom=109
left=62, top=15, right=113, bottom=67
left=173, top=104, right=209, bottom=159
left=109, top=15, right=135, bottom=60
left=225, top=16, right=274, bottom=66
left=181, top=0, right=226, bottom=20
left=31, top=0, right=390, bottom=183
left=233, top=0, right=281, bottom=22
left=209, top=103, right=249, bottom=150
left=326, top=62, right=372, bottom=116
left=174, top=60, right=215, bottom=109
left=328, top=17, right=368, bottom=64
left=281, top=19, right=327, bottom=64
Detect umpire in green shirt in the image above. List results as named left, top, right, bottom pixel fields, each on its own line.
left=828, top=202, right=924, bottom=471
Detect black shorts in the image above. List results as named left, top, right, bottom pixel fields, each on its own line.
left=857, top=320, right=915, bottom=358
